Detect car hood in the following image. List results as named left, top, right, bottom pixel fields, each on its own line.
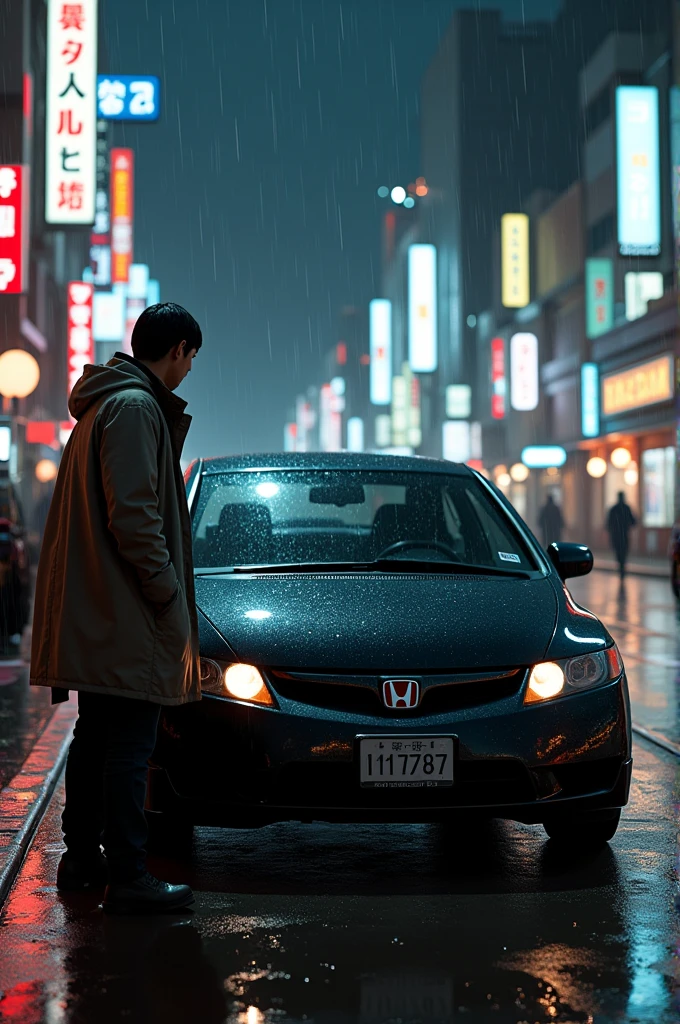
left=194, top=572, right=560, bottom=672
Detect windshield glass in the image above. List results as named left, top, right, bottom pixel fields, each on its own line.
left=192, top=470, right=537, bottom=572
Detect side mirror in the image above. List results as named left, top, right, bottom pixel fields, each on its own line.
left=547, top=542, right=593, bottom=580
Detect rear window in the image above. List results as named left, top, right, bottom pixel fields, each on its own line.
left=191, top=469, right=537, bottom=572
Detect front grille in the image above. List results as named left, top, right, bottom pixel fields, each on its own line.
left=268, top=670, right=524, bottom=717
left=273, top=758, right=535, bottom=808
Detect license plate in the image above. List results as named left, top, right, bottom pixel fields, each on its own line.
left=359, top=736, right=454, bottom=788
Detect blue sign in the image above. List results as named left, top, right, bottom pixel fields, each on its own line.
left=616, top=86, right=660, bottom=256
left=521, top=446, right=567, bottom=469
left=581, top=363, right=599, bottom=439
left=97, top=76, right=161, bottom=122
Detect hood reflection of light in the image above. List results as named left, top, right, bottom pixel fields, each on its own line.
left=564, top=627, right=604, bottom=645
left=245, top=609, right=272, bottom=621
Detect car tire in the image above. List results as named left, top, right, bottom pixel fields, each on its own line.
left=146, top=811, right=194, bottom=854
left=543, top=809, right=621, bottom=846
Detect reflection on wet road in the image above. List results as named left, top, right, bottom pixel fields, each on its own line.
left=0, top=739, right=678, bottom=1023
left=571, top=571, right=680, bottom=746
left=0, top=659, right=53, bottom=790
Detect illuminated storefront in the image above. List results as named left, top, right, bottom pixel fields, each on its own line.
left=581, top=294, right=678, bottom=557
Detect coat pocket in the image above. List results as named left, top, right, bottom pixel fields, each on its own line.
left=152, top=584, right=192, bottom=697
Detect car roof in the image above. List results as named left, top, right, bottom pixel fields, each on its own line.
left=198, top=452, right=474, bottom=477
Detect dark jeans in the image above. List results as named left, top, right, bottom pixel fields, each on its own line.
left=62, top=691, right=161, bottom=884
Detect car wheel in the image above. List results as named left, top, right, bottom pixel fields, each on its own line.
left=543, top=809, right=621, bottom=846
left=147, top=811, right=194, bottom=854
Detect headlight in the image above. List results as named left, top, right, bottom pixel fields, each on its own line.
left=199, top=659, right=275, bottom=707
left=525, top=646, right=623, bottom=704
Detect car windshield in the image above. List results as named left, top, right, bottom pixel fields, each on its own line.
left=192, top=469, right=537, bottom=573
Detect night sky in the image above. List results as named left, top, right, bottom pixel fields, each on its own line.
left=103, top=0, right=562, bottom=461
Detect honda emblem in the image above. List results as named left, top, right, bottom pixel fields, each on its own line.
left=382, top=679, right=420, bottom=710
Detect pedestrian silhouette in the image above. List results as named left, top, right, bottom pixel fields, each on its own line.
left=607, top=492, right=636, bottom=579
left=538, top=494, right=564, bottom=548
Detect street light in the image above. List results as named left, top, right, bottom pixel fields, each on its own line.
left=610, top=447, right=631, bottom=469
left=510, top=462, right=529, bottom=482
left=624, top=463, right=638, bottom=486
left=0, top=349, right=40, bottom=399
left=35, top=459, right=58, bottom=483
left=586, top=456, right=607, bottom=478
left=390, top=186, right=406, bottom=205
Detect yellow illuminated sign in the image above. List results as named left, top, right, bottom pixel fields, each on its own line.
left=501, top=213, right=530, bottom=308
left=601, top=354, right=674, bottom=417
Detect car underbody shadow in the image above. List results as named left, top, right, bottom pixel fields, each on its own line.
left=147, top=816, right=622, bottom=898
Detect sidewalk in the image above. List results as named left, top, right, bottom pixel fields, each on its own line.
left=591, top=551, right=669, bottom=579
left=0, top=697, right=76, bottom=905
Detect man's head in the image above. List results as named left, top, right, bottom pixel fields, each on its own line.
left=618, top=491, right=625, bottom=502
left=131, top=302, right=202, bottom=391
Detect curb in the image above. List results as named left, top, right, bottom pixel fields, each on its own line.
left=0, top=697, right=76, bottom=909
left=592, top=564, right=668, bottom=580
left=632, top=722, right=680, bottom=759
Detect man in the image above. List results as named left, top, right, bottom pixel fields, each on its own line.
left=31, top=303, right=202, bottom=914
left=537, top=493, right=564, bottom=549
left=607, top=491, right=637, bottom=579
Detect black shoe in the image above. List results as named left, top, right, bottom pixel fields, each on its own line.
left=102, top=872, right=195, bottom=915
left=57, top=852, right=108, bottom=891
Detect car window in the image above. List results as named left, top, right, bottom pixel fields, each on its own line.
left=192, top=470, right=537, bottom=572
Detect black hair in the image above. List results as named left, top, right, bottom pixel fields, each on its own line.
left=131, top=302, right=202, bottom=361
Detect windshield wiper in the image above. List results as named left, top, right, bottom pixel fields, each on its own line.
left=195, top=559, right=531, bottom=578
left=371, top=558, right=530, bottom=577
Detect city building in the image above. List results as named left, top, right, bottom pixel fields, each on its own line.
left=0, top=0, right=91, bottom=532
left=478, top=24, right=676, bottom=557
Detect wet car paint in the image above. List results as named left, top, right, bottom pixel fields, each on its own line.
left=194, top=573, right=561, bottom=671
left=0, top=737, right=677, bottom=1023
left=154, top=455, right=629, bottom=827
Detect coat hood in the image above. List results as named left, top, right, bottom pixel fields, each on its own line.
left=68, top=357, right=156, bottom=421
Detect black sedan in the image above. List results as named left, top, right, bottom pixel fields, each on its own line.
left=148, top=453, right=631, bottom=848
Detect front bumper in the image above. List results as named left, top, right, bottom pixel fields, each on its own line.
left=150, top=674, right=632, bottom=826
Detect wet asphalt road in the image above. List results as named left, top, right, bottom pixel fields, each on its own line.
left=0, top=657, right=52, bottom=791
left=570, top=572, right=680, bottom=748
left=0, top=570, right=679, bottom=1023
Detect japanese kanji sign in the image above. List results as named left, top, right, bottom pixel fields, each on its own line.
left=90, top=120, right=111, bottom=285
left=110, top=148, right=134, bottom=284
left=585, top=258, right=613, bottom=339
left=0, top=166, right=28, bottom=295
left=46, top=1, right=98, bottom=225
left=490, top=337, right=505, bottom=420
left=510, top=332, right=539, bottom=412
left=501, top=213, right=530, bottom=308
left=616, top=86, right=661, bottom=257
left=67, top=280, right=94, bottom=405
left=97, top=75, right=161, bottom=122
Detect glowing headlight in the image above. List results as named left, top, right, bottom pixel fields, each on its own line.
left=527, top=662, right=565, bottom=701
left=525, top=646, right=623, bottom=704
left=224, top=663, right=267, bottom=700
left=199, top=659, right=275, bottom=706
